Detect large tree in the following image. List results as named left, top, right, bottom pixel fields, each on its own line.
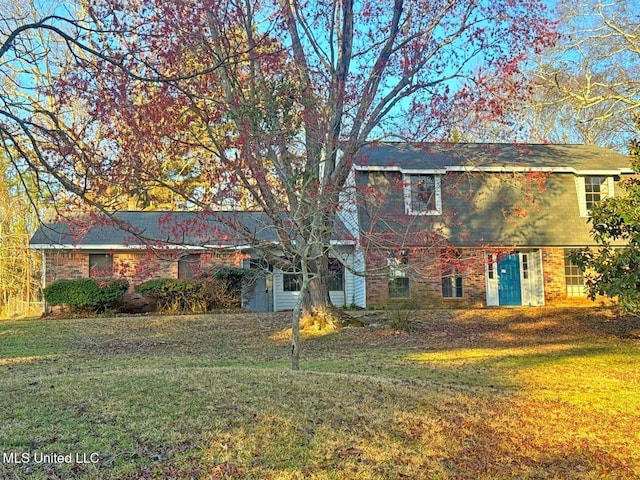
left=532, top=0, right=640, bottom=150
left=453, top=0, right=640, bottom=149
left=2, top=0, right=556, bottom=368
left=478, top=0, right=640, bottom=149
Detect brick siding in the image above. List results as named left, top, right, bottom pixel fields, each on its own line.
left=366, top=246, right=609, bottom=308
left=541, top=247, right=611, bottom=307
left=365, top=247, right=486, bottom=308
left=44, top=249, right=244, bottom=290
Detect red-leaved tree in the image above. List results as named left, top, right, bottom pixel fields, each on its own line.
left=2, top=0, right=556, bottom=369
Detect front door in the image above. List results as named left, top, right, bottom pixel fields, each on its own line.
left=251, top=275, right=273, bottom=312
left=244, top=260, right=273, bottom=312
left=498, top=254, right=522, bottom=306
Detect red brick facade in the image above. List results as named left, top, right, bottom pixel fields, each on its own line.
left=43, top=250, right=244, bottom=290
left=365, top=246, right=598, bottom=308
left=365, top=247, right=487, bottom=308
left=541, top=247, right=605, bottom=307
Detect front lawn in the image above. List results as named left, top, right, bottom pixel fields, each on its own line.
left=0, top=308, right=639, bottom=479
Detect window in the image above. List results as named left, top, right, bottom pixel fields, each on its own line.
left=584, top=176, right=610, bottom=210
left=89, top=254, right=113, bottom=278
left=442, top=275, right=463, bottom=298
left=522, top=253, right=529, bottom=280
left=564, top=250, right=585, bottom=297
left=389, top=277, right=410, bottom=298
left=404, top=174, right=442, bottom=215
left=328, top=259, right=345, bottom=291
left=388, top=250, right=410, bottom=299
left=283, top=273, right=302, bottom=292
left=441, top=249, right=463, bottom=298
left=178, top=254, right=201, bottom=280
left=487, top=254, right=496, bottom=280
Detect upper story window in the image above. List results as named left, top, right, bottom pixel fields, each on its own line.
left=404, top=174, right=442, bottom=216
left=585, top=176, right=610, bottom=210
left=577, top=176, right=614, bottom=217
left=89, top=254, right=113, bottom=278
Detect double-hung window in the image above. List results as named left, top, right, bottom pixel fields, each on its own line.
left=327, top=259, right=345, bottom=292
left=283, top=273, right=302, bottom=292
left=441, top=250, right=463, bottom=298
left=388, top=250, right=410, bottom=299
left=442, top=275, right=463, bottom=298
left=585, top=176, right=610, bottom=210
left=578, top=176, right=613, bottom=217
left=404, top=174, right=442, bottom=215
left=564, top=250, right=585, bottom=297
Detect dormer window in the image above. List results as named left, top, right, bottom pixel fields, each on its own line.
left=404, top=174, right=442, bottom=215
left=576, top=175, right=614, bottom=217
left=584, top=176, right=609, bottom=210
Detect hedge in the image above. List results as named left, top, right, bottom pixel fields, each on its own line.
left=43, top=278, right=129, bottom=313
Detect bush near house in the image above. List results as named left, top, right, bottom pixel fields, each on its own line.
left=135, top=269, right=247, bottom=313
left=205, top=266, right=249, bottom=309
left=43, top=278, right=129, bottom=313
left=134, top=279, right=207, bottom=312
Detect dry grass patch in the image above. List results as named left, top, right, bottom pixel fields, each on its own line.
left=0, top=308, right=639, bottom=478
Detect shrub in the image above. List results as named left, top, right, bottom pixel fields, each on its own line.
left=43, top=278, right=129, bottom=313
left=193, top=267, right=249, bottom=309
left=200, top=277, right=241, bottom=310
left=388, top=301, right=420, bottom=332
left=135, top=279, right=206, bottom=312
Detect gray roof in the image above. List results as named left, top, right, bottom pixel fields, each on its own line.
left=355, top=143, right=631, bottom=172
left=30, top=211, right=281, bottom=248
left=31, top=211, right=352, bottom=249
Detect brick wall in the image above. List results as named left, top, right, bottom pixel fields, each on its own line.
left=365, top=246, right=610, bottom=309
left=45, top=252, right=88, bottom=284
left=541, top=247, right=611, bottom=307
left=44, top=249, right=244, bottom=289
left=541, top=247, right=567, bottom=305
left=365, top=247, right=487, bottom=308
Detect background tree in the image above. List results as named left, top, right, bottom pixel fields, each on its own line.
left=571, top=116, right=640, bottom=312
left=3, top=0, right=556, bottom=368
left=453, top=0, right=639, bottom=150
left=531, top=0, right=639, bottom=150
left=0, top=153, right=40, bottom=318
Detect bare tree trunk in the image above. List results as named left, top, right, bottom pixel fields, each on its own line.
left=290, top=305, right=301, bottom=371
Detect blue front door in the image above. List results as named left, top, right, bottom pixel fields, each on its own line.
left=498, top=254, right=522, bottom=306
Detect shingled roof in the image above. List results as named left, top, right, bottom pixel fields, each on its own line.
left=31, top=211, right=284, bottom=249
left=354, top=143, right=631, bottom=173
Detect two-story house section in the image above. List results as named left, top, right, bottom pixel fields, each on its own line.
left=352, top=143, right=633, bottom=308
left=30, top=143, right=632, bottom=311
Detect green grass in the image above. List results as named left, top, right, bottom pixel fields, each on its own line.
left=0, top=308, right=639, bottom=479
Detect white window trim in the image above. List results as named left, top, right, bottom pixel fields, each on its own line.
left=403, top=174, right=442, bottom=216
left=576, top=175, right=614, bottom=218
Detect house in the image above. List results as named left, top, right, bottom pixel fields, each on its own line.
left=30, top=143, right=632, bottom=311
left=29, top=211, right=361, bottom=312
left=345, top=143, right=632, bottom=308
